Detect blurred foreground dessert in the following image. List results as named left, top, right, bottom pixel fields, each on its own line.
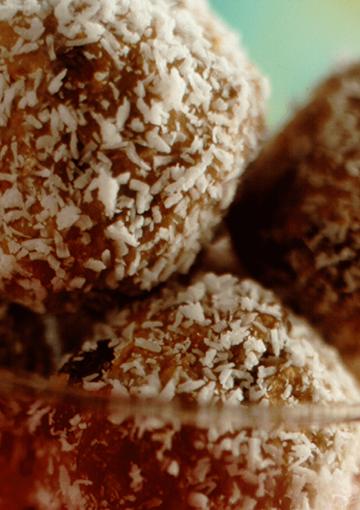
left=1, top=274, right=359, bottom=509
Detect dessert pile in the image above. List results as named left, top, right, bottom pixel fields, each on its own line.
left=0, top=1, right=359, bottom=509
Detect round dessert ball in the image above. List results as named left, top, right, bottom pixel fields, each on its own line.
left=228, top=63, right=360, bottom=353
left=11, top=273, right=360, bottom=509
left=0, top=0, right=267, bottom=312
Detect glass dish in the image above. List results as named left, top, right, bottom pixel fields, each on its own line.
left=1, top=368, right=360, bottom=510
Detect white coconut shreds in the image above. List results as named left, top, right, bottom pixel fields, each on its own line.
left=40, top=273, right=360, bottom=510
left=0, top=0, right=268, bottom=312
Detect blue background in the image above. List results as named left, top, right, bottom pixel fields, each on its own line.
left=210, top=1, right=360, bottom=126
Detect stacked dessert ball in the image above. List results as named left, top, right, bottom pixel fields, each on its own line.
left=27, top=274, right=359, bottom=510
left=0, top=0, right=266, bottom=312
left=229, top=64, right=360, bottom=354
left=0, top=1, right=359, bottom=510
left=2, top=274, right=360, bottom=509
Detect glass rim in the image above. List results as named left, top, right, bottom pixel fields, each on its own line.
left=2, top=368, right=360, bottom=430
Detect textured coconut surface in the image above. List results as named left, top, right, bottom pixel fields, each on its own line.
left=0, top=0, right=267, bottom=312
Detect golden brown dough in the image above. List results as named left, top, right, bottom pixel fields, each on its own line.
left=0, top=0, right=267, bottom=312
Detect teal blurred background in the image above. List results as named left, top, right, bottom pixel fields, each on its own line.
left=210, top=0, right=360, bottom=126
